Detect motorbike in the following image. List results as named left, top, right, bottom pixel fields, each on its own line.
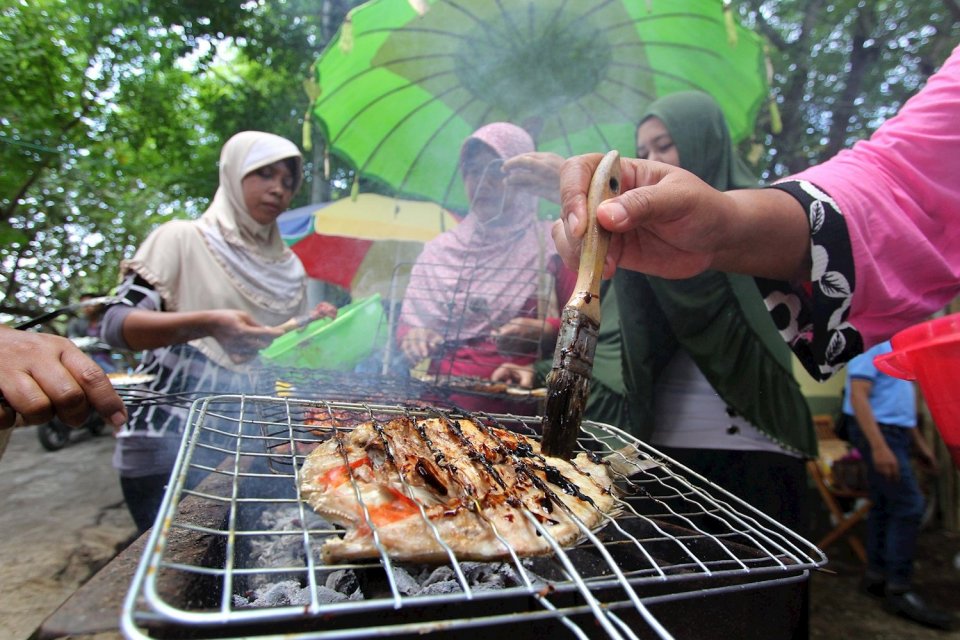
left=37, top=411, right=107, bottom=452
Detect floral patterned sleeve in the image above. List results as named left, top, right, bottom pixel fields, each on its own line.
left=754, top=180, right=864, bottom=382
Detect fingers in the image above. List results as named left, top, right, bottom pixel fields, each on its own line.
left=401, top=329, right=441, bottom=363
left=503, top=152, right=564, bottom=202
left=220, top=312, right=284, bottom=356
left=490, top=363, right=535, bottom=388
left=58, top=348, right=127, bottom=430
left=558, top=154, right=604, bottom=238
left=311, top=302, right=338, bottom=320
left=0, top=331, right=127, bottom=432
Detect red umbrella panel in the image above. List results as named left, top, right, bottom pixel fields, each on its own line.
left=279, top=193, right=460, bottom=300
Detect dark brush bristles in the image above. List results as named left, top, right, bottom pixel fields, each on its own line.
left=540, top=308, right=600, bottom=458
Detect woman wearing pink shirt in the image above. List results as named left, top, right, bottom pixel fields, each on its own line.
left=554, top=45, right=960, bottom=380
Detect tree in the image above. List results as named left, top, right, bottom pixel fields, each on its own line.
left=1, top=0, right=361, bottom=322
left=1, top=1, right=212, bottom=320
left=738, top=0, right=960, bottom=177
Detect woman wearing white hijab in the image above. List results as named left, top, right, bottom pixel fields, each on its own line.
left=101, top=131, right=334, bottom=533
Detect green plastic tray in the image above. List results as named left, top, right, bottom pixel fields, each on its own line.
left=260, top=294, right=387, bottom=371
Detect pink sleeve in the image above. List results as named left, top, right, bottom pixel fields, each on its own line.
left=790, top=45, right=960, bottom=347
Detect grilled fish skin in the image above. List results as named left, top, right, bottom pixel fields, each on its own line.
left=299, top=416, right=622, bottom=564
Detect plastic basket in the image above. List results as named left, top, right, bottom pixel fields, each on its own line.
left=260, top=294, right=387, bottom=371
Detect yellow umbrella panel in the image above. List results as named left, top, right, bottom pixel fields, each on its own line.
left=291, top=193, right=460, bottom=300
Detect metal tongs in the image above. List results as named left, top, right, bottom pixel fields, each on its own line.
left=540, top=151, right=621, bottom=458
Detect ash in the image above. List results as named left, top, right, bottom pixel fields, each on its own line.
left=234, top=506, right=547, bottom=609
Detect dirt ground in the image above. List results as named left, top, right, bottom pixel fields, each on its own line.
left=1, top=424, right=959, bottom=640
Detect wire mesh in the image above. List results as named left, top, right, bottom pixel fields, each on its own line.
left=122, top=395, right=826, bottom=640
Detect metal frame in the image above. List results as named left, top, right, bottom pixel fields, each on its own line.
left=122, top=395, right=826, bottom=640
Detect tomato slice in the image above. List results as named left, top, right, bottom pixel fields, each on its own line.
left=367, top=487, right=419, bottom=525
left=317, top=457, right=370, bottom=489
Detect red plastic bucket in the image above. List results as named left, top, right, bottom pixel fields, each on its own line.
left=874, top=312, right=960, bottom=468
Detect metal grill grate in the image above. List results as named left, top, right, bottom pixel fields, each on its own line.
left=122, top=395, right=826, bottom=640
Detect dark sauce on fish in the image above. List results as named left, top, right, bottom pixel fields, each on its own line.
left=415, top=460, right=448, bottom=496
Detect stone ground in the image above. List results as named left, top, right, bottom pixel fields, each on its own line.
left=0, top=424, right=958, bottom=640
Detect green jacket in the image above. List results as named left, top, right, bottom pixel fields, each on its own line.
left=615, top=268, right=816, bottom=457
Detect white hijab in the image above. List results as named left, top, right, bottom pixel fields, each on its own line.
left=121, top=131, right=309, bottom=368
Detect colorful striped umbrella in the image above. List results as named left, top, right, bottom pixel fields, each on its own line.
left=278, top=193, right=459, bottom=300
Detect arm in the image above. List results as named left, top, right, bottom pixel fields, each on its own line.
left=553, top=155, right=812, bottom=282
left=848, top=378, right=899, bottom=481
left=0, top=326, right=127, bottom=431
left=398, top=326, right=443, bottom=364
left=119, top=308, right=285, bottom=362
left=503, top=151, right=564, bottom=203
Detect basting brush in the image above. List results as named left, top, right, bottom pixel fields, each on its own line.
left=540, top=151, right=621, bottom=458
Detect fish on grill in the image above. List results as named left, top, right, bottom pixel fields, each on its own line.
left=298, top=416, right=629, bottom=564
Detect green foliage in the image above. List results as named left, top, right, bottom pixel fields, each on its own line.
left=737, top=0, right=960, bottom=178
left=0, top=0, right=360, bottom=319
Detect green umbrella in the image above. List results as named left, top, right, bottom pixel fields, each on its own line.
left=312, top=0, right=769, bottom=211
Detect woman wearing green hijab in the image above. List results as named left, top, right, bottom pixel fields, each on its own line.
left=617, top=91, right=816, bottom=531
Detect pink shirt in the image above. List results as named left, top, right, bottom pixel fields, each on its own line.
left=791, top=45, right=960, bottom=348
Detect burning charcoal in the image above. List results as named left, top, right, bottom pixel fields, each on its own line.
left=325, top=569, right=360, bottom=595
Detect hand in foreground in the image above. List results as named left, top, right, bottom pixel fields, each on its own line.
left=208, top=310, right=286, bottom=363
left=400, top=327, right=443, bottom=364
left=491, top=362, right=535, bottom=389
left=0, top=326, right=127, bottom=431
left=502, top=152, right=564, bottom=203
left=553, top=154, right=724, bottom=280
left=553, top=154, right=812, bottom=282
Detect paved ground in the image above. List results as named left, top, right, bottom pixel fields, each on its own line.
left=0, top=423, right=958, bottom=640
left=0, top=425, right=136, bottom=640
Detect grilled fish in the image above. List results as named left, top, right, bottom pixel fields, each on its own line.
left=299, top=416, right=627, bottom=564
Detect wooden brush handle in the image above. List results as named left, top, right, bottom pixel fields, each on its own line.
left=567, top=150, right=621, bottom=324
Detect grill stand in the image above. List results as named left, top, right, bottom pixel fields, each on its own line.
left=40, top=417, right=815, bottom=639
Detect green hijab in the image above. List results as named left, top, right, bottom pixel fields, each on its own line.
left=639, top=90, right=757, bottom=191
left=615, top=91, right=815, bottom=457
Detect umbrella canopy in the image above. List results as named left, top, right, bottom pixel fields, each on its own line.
left=312, top=0, right=769, bottom=210
left=278, top=193, right=459, bottom=300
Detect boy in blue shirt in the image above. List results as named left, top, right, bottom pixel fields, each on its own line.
left=842, top=341, right=953, bottom=630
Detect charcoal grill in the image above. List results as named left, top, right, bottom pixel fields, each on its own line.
left=121, top=394, right=825, bottom=639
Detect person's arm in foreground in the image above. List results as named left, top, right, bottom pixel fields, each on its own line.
left=848, top=377, right=899, bottom=482
left=0, top=325, right=127, bottom=431
left=552, top=155, right=812, bottom=282
left=118, top=309, right=286, bottom=363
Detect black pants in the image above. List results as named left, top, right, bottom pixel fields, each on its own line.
left=120, top=473, right=170, bottom=535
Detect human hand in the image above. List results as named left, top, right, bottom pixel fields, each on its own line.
left=493, top=317, right=554, bottom=355
left=502, top=152, right=564, bottom=203
left=872, top=444, right=900, bottom=482
left=207, top=310, right=285, bottom=363
left=0, top=326, right=127, bottom=432
left=310, top=301, right=338, bottom=321
left=491, top=362, right=535, bottom=389
left=553, top=154, right=724, bottom=280
left=400, top=327, right=443, bottom=364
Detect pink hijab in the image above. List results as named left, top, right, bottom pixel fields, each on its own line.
left=400, top=122, right=557, bottom=341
